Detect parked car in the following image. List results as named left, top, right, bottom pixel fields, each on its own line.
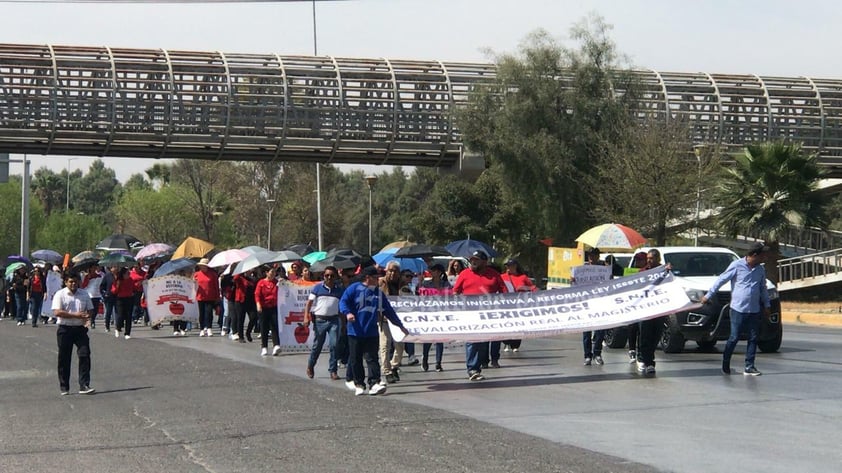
left=603, top=246, right=783, bottom=353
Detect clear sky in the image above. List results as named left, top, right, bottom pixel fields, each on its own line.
left=3, top=0, right=840, bottom=181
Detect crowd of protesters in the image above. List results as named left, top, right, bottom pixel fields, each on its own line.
left=2, top=242, right=771, bottom=397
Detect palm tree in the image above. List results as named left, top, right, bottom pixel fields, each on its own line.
left=714, top=141, right=827, bottom=283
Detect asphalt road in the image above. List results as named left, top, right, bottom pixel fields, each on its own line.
left=1, top=319, right=840, bottom=473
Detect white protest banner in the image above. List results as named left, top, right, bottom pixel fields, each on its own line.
left=276, top=281, right=316, bottom=351
left=390, top=266, right=697, bottom=343
left=143, top=275, right=200, bottom=325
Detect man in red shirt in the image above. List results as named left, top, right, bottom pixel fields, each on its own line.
left=453, top=250, right=508, bottom=381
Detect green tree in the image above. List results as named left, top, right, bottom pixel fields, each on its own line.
left=123, top=173, right=153, bottom=193
left=170, top=159, right=237, bottom=242
left=30, top=167, right=65, bottom=216
left=115, top=185, right=202, bottom=244
left=74, top=159, right=121, bottom=217
left=33, top=212, right=108, bottom=255
left=713, top=141, right=827, bottom=282
left=456, top=16, right=637, bottom=273
left=589, top=119, right=721, bottom=245
left=0, top=177, right=46, bottom=258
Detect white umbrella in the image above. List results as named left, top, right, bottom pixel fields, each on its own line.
left=208, top=248, right=250, bottom=268
left=233, top=250, right=300, bottom=275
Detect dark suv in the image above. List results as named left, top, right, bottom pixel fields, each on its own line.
left=603, top=246, right=783, bottom=353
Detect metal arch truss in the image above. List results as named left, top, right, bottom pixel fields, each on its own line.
left=1, top=43, right=842, bottom=174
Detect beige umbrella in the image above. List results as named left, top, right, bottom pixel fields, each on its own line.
left=171, top=236, right=215, bottom=259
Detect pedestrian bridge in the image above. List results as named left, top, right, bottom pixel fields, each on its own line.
left=3, top=43, right=842, bottom=175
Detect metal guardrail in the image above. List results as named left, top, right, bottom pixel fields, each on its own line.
left=777, top=247, right=842, bottom=285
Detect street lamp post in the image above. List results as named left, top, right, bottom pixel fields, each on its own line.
left=266, top=199, right=276, bottom=251
left=66, top=157, right=78, bottom=212
left=365, top=176, right=378, bottom=254
left=693, top=146, right=704, bottom=247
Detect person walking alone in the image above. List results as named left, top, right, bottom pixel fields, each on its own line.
left=52, top=272, right=95, bottom=396
left=701, top=242, right=771, bottom=376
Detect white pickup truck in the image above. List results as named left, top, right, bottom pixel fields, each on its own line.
left=603, top=246, right=783, bottom=353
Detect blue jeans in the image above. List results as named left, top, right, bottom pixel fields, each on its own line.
left=103, top=298, right=116, bottom=329
left=723, top=309, right=760, bottom=369
left=582, top=330, right=605, bottom=358
left=198, top=301, right=216, bottom=331
left=422, top=343, right=443, bottom=366
left=14, top=293, right=27, bottom=322
left=465, top=342, right=488, bottom=374
left=307, top=317, right=340, bottom=373
left=29, top=293, right=44, bottom=325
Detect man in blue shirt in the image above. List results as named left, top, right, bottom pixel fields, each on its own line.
left=303, top=265, right=344, bottom=380
left=339, top=266, right=408, bottom=396
left=701, top=242, right=771, bottom=376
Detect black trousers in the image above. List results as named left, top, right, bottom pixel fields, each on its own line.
left=259, top=306, right=279, bottom=348
left=348, top=335, right=380, bottom=388
left=116, top=297, right=134, bottom=335
left=235, top=300, right=257, bottom=339
left=638, top=316, right=665, bottom=366
left=57, top=325, right=91, bottom=391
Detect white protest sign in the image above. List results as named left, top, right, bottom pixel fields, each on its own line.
left=144, top=275, right=200, bottom=325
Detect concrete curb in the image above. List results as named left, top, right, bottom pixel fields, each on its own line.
left=781, top=312, right=842, bottom=328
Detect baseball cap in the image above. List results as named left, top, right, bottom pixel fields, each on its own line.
left=470, top=250, right=488, bottom=261
left=361, top=266, right=380, bottom=277
left=748, top=242, right=770, bottom=255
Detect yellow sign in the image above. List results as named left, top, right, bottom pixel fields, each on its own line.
left=547, top=246, right=584, bottom=288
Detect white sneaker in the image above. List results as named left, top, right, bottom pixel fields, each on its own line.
left=512, top=348, right=519, bottom=353
left=272, top=345, right=281, bottom=356
left=221, top=329, right=228, bottom=337
left=369, top=383, right=387, bottom=395
left=124, top=334, right=131, bottom=340
left=260, top=347, right=268, bottom=356
left=206, top=329, right=213, bottom=337
left=354, top=386, right=365, bottom=396
left=231, top=334, right=240, bottom=341
left=180, top=330, right=187, bottom=336
left=344, top=380, right=356, bottom=391
left=199, top=329, right=206, bottom=337
left=503, top=346, right=511, bottom=352
left=173, top=331, right=180, bottom=337
left=114, top=330, right=121, bottom=338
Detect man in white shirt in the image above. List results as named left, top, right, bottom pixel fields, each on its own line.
left=52, top=272, right=95, bottom=396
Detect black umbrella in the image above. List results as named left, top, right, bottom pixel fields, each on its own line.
left=394, top=244, right=452, bottom=259
left=98, top=252, right=137, bottom=268
left=285, top=243, right=317, bottom=258
left=310, top=254, right=357, bottom=273
left=96, top=234, right=142, bottom=251
left=325, top=247, right=362, bottom=264
left=72, top=258, right=101, bottom=272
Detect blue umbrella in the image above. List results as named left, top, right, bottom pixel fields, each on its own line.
left=372, top=251, right=427, bottom=274
left=31, top=249, right=63, bottom=264
left=6, top=255, right=32, bottom=267
left=154, top=258, right=197, bottom=277
left=445, top=239, right=498, bottom=259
